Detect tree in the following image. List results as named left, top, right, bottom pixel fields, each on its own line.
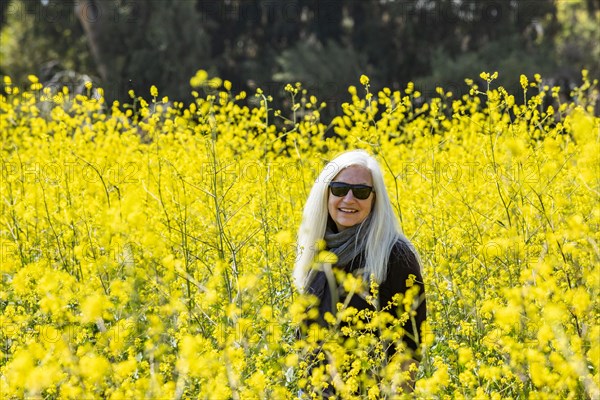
left=1, top=0, right=596, bottom=117
left=0, top=0, right=93, bottom=86
left=74, top=0, right=211, bottom=102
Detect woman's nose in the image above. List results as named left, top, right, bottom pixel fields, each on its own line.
left=343, top=190, right=355, bottom=201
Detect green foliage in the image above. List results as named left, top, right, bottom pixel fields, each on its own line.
left=272, top=39, right=370, bottom=117
left=93, top=0, right=211, bottom=102
left=0, top=0, right=598, bottom=116
left=420, top=36, right=557, bottom=98
left=274, top=40, right=368, bottom=86
left=554, top=0, right=600, bottom=80
left=0, top=0, right=92, bottom=85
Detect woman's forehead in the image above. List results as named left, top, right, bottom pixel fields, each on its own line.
left=334, top=165, right=373, bottom=183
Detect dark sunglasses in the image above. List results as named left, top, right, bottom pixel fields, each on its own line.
left=328, top=182, right=374, bottom=200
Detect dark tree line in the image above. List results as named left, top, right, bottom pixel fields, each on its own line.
left=1, top=0, right=598, bottom=119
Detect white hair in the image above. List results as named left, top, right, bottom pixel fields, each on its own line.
left=294, top=150, right=412, bottom=292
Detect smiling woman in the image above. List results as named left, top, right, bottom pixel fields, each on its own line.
left=294, top=150, right=427, bottom=395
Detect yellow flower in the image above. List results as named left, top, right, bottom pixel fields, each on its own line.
left=1, top=67, right=597, bottom=398
left=208, top=77, right=222, bottom=89
left=79, top=353, right=111, bottom=384
left=360, top=74, right=370, bottom=86
left=80, top=293, right=110, bottom=323
left=520, top=74, right=528, bottom=90
left=315, top=250, right=337, bottom=264
left=190, top=69, right=208, bottom=87
left=457, top=346, right=473, bottom=365
left=274, top=229, right=294, bottom=246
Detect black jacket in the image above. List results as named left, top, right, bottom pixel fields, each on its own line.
left=306, top=239, right=427, bottom=358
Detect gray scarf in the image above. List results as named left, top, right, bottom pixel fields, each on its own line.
left=324, top=213, right=372, bottom=269
left=306, top=214, right=373, bottom=318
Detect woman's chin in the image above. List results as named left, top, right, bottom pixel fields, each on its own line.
left=334, top=217, right=363, bottom=231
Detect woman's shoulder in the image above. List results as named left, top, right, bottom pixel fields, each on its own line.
left=379, top=235, right=424, bottom=293
left=388, top=236, right=422, bottom=276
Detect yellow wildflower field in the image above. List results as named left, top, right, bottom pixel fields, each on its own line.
left=0, top=71, right=598, bottom=399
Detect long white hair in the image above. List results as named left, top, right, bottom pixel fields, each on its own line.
left=294, top=150, right=410, bottom=292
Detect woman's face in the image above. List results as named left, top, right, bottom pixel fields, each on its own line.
left=328, top=165, right=374, bottom=231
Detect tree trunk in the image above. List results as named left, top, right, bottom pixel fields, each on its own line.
left=75, top=0, right=108, bottom=82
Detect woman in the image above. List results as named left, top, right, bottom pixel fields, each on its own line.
left=294, top=150, right=426, bottom=393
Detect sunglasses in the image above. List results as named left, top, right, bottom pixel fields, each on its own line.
left=328, top=182, right=374, bottom=200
